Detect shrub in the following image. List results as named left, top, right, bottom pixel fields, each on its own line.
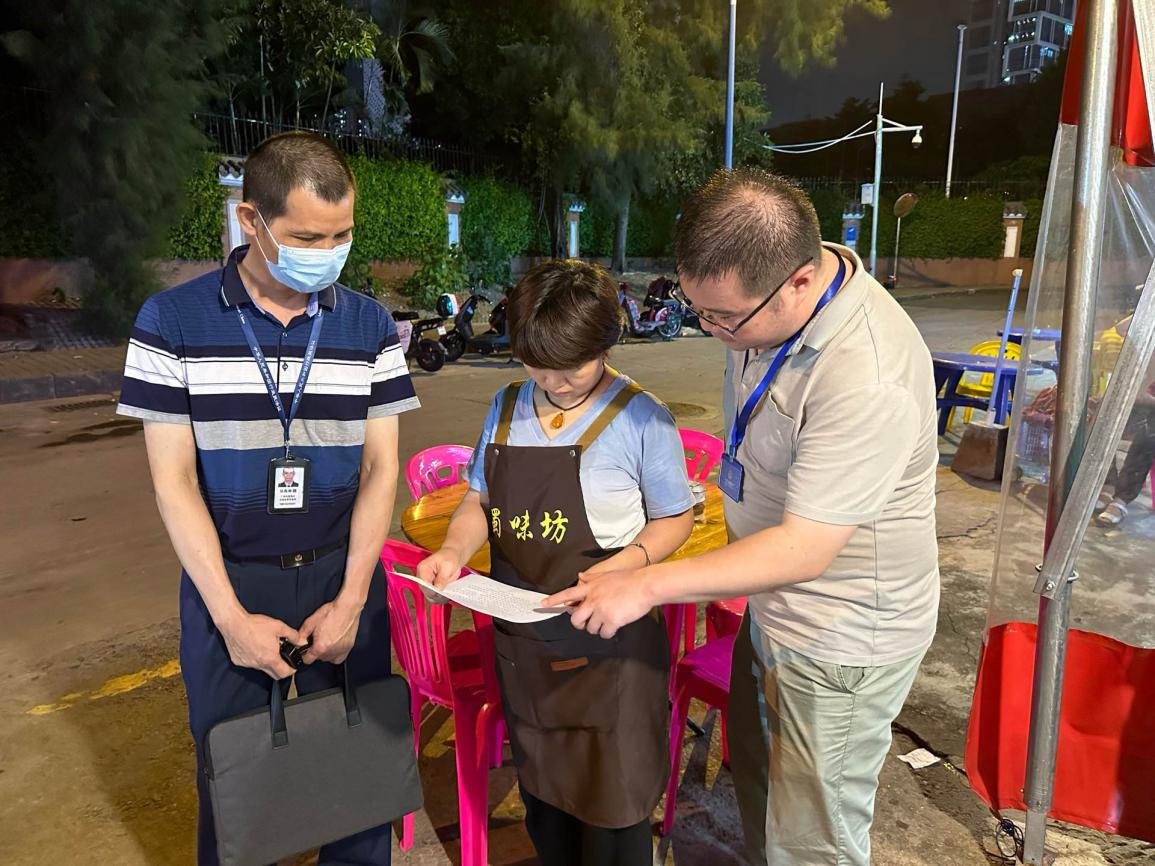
left=399, top=244, right=468, bottom=309
left=348, top=156, right=445, bottom=260
left=460, top=175, right=534, bottom=287
left=167, top=155, right=230, bottom=260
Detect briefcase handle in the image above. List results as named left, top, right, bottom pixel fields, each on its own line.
left=270, top=664, right=362, bottom=749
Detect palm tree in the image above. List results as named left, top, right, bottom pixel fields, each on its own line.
left=350, top=0, right=453, bottom=133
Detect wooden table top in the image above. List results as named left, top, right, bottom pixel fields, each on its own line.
left=400, top=481, right=728, bottom=575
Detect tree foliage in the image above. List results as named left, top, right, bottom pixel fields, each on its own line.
left=251, top=0, right=379, bottom=126
left=2, top=0, right=229, bottom=334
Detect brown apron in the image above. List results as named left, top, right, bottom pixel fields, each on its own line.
left=484, top=380, right=670, bottom=829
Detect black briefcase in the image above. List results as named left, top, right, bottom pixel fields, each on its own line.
left=204, top=668, right=423, bottom=866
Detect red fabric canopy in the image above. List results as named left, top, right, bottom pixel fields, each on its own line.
left=1060, top=0, right=1153, bottom=166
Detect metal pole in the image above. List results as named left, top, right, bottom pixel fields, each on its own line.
left=724, top=0, right=737, bottom=169
left=946, top=24, right=967, bottom=198
left=870, top=82, right=884, bottom=276
left=890, top=216, right=902, bottom=286
left=989, top=268, right=1023, bottom=424
left=1021, top=1, right=1118, bottom=862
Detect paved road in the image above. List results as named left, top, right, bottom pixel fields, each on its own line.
left=2, top=290, right=1147, bottom=865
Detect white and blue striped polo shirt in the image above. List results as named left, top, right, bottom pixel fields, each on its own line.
left=117, top=245, right=419, bottom=560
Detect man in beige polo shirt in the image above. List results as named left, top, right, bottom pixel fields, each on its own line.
left=546, top=167, right=940, bottom=865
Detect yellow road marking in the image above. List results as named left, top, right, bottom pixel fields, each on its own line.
left=27, top=658, right=182, bottom=715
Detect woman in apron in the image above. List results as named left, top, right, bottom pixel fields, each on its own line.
left=417, top=259, right=694, bottom=865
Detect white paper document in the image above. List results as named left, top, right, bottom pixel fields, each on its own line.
left=393, top=569, right=568, bottom=623
left=896, top=748, right=941, bottom=770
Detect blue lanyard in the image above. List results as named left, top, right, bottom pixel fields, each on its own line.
left=236, top=306, right=324, bottom=455
left=729, top=255, right=847, bottom=457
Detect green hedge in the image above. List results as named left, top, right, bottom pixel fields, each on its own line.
left=807, top=187, right=849, bottom=244
left=461, top=175, right=534, bottom=285
left=1020, top=197, right=1043, bottom=259
left=860, top=193, right=1005, bottom=260
left=348, top=156, right=444, bottom=261
left=580, top=196, right=678, bottom=258
left=167, top=155, right=230, bottom=260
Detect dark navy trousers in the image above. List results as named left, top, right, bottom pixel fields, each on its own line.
left=179, top=545, right=393, bottom=865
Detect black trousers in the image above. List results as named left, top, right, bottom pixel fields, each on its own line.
left=1107, top=405, right=1155, bottom=504
left=179, top=545, right=393, bottom=866
left=521, top=787, right=654, bottom=866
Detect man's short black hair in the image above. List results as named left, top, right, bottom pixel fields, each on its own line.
left=674, top=168, right=823, bottom=297
left=243, top=131, right=356, bottom=220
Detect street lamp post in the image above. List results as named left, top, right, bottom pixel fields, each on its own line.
left=765, top=82, right=923, bottom=277
left=871, top=82, right=885, bottom=276
left=724, top=0, right=737, bottom=168
left=946, top=24, right=967, bottom=198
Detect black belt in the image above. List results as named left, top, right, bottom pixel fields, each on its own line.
left=228, top=538, right=347, bottom=570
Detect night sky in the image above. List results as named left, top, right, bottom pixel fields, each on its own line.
left=759, top=0, right=974, bottom=124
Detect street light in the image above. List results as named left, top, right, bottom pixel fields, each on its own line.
left=724, top=0, right=737, bottom=168
left=765, top=81, right=924, bottom=277
left=946, top=24, right=967, bottom=198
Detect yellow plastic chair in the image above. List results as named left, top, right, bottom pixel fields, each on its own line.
left=1092, top=326, right=1125, bottom=398
left=950, top=339, right=1021, bottom=427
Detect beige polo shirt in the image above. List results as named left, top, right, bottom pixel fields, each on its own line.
left=722, top=243, right=939, bottom=667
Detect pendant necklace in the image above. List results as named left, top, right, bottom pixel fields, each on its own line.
left=543, top=371, right=604, bottom=430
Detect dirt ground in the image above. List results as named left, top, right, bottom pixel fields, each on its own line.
left=1, top=290, right=1152, bottom=865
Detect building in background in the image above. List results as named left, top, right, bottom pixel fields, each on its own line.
left=964, top=0, right=1074, bottom=90
left=964, top=0, right=1011, bottom=91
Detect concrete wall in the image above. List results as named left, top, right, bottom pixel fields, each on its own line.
left=0, top=258, right=221, bottom=305
left=877, top=256, right=1034, bottom=288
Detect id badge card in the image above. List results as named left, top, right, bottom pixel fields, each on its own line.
left=268, top=455, right=310, bottom=514
left=719, top=453, right=745, bottom=502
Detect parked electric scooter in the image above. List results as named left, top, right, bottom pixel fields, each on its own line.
left=453, top=291, right=510, bottom=356
left=435, top=293, right=468, bottom=361
left=646, top=276, right=699, bottom=331
left=392, top=311, right=448, bottom=372
left=619, top=283, right=683, bottom=340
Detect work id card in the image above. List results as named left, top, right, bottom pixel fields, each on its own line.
left=267, top=456, right=310, bottom=514
left=719, top=453, right=745, bottom=503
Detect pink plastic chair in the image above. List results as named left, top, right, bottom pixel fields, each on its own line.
left=381, top=541, right=505, bottom=866
left=679, top=428, right=724, bottom=482
left=406, top=445, right=474, bottom=501
left=661, top=634, right=736, bottom=836
left=663, top=603, right=697, bottom=698
left=706, top=597, right=747, bottom=641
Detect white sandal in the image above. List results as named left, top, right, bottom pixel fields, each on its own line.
left=1096, top=500, right=1128, bottom=527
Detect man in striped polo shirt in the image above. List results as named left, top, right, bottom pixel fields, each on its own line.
left=118, top=132, right=417, bottom=865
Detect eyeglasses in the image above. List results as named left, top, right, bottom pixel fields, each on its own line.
left=672, top=257, right=815, bottom=336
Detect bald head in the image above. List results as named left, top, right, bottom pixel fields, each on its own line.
left=675, top=168, right=823, bottom=297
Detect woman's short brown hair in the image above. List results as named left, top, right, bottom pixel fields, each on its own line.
left=506, top=260, right=621, bottom=370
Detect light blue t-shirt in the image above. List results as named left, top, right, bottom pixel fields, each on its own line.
left=467, top=375, right=694, bottom=549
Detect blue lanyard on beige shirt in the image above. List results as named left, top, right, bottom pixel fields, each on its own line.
left=729, top=255, right=847, bottom=458
left=236, top=306, right=324, bottom=457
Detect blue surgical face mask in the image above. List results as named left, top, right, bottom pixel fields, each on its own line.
left=254, top=210, right=352, bottom=294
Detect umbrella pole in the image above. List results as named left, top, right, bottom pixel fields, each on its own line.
left=1022, top=0, right=1118, bottom=861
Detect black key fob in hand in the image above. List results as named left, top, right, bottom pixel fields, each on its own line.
left=279, top=637, right=311, bottom=670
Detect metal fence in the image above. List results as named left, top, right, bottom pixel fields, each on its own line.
left=195, top=113, right=500, bottom=175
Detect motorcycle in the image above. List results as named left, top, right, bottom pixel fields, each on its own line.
left=453, top=292, right=511, bottom=357
left=435, top=293, right=468, bottom=361
left=391, top=311, right=449, bottom=372
left=619, top=282, right=683, bottom=341
left=646, top=276, right=699, bottom=331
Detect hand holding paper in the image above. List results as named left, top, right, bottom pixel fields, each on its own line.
left=393, top=568, right=568, bottom=624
